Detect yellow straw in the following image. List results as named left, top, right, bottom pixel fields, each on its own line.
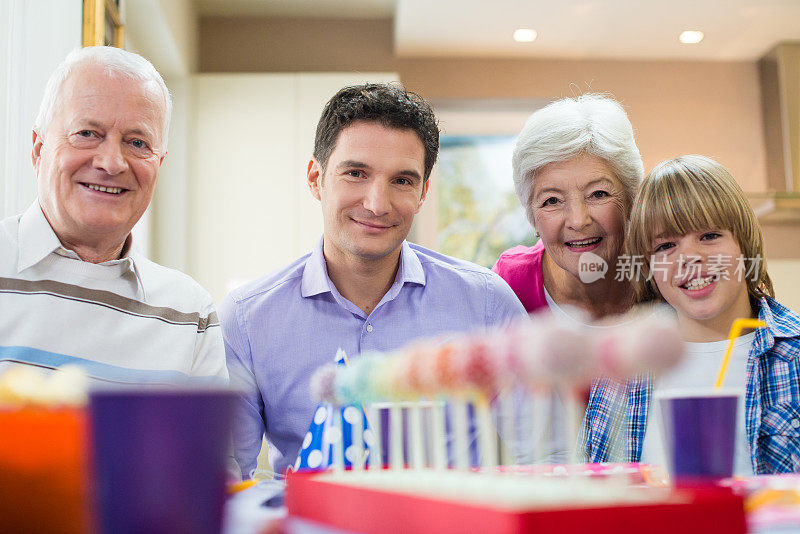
left=714, top=318, right=767, bottom=388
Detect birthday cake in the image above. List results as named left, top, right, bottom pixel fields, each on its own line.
left=286, top=311, right=746, bottom=533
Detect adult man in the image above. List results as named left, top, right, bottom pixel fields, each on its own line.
left=220, top=83, right=526, bottom=477
left=0, top=46, right=226, bottom=385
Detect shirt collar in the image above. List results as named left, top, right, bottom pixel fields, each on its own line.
left=17, top=201, right=64, bottom=272
left=753, top=296, right=800, bottom=359
left=397, top=240, right=426, bottom=286
left=301, top=237, right=334, bottom=298
left=17, top=200, right=147, bottom=300
left=300, top=238, right=427, bottom=299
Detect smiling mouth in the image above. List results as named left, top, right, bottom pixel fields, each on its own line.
left=680, top=275, right=717, bottom=290
left=81, top=183, right=126, bottom=195
left=565, top=237, right=601, bottom=248
left=352, top=219, right=393, bottom=230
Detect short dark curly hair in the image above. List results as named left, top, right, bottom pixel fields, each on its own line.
left=313, top=83, right=440, bottom=182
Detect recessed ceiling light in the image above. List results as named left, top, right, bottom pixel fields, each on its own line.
left=679, top=30, right=704, bottom=44
left=513, top=28, right=537, bottom=43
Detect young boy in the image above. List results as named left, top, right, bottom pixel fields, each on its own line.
left=582, top=155, right=800, bottom=474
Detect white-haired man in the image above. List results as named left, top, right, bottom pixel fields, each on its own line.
left=0, top=46, right=226, bottom=385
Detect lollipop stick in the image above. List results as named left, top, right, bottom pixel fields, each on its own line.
left=498, top=389, right=516, bottom=466
left=366, top=404, right=381, bottom=470
left=475, top=393, right=498, bottom=470
left=431, top=399, right=447, bottom=470
left=532, top=387, right=551, bottom=463
left=332, top=407, right=344, bottom=472
left=453, top=398, right=469, bottom=470
left=389, top=402, right=403, bottom=470
left=715, top=318, right=766, bottom=388
left=564, top=388, right=583, bottom=467
left=409, top=401, right=425, bottom=469
left=350, top=406, right=364, bottom=471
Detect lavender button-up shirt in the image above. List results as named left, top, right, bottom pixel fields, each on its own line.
left=219, top=238, right=526, bottom=477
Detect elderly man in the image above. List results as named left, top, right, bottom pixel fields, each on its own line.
left=0, top=46, right=225, bottom=384
left=220, top=83, right=526, bottom=478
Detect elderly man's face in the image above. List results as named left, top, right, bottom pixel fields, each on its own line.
left=32, top=63, right=165, bottom=252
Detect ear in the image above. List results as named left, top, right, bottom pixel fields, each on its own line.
left=307, top=158, right=323, bottom=201
left=415, top=179, right=430, bottom=213
left=31, top=130, right=43, bottom=173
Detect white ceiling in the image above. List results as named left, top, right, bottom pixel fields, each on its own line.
left=195, top=0, right=800, bottom=60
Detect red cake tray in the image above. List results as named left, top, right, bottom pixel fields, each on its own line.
left=286, top=470, right=746, bottom=534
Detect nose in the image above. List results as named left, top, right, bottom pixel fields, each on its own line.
left=93, top=139, right=128, bottom=175
left=673, top=241, right=704, bottom=280
left=676, top=240, right=703, bottom=265
left=362, top=180, right=391, bottom=216
left=565, top=198, right=592, bottom=231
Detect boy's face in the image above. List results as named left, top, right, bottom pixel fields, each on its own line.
left=649, top=228, right=752, bottom=328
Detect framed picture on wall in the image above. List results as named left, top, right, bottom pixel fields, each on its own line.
left=82, top=0, right=123, bottom=47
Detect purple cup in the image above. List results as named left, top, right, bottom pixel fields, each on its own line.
left=658, top=389, right=739, bottom=484
left=88, top=389, right=235, bottom=534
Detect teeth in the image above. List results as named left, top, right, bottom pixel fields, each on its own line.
left=86, top=184, right=123, bottom=194
left=683, top=275, right=714, bottom=290
left=567, top=237, right=601, bottom=247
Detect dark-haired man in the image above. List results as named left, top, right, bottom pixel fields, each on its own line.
left=220, top=83, right=525, bottom=477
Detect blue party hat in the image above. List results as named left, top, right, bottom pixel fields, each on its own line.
left=294, top=349, right=375, bottom=471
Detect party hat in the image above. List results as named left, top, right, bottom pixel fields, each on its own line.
left=294, top=349, right=374, bottom=471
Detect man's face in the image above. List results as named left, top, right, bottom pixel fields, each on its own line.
left=308, top=121, right=428, bottom=264
left=32, top=63, right=166, bottom=251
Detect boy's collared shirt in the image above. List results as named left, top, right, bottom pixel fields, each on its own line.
left=580, top=297, right=800, bottom=474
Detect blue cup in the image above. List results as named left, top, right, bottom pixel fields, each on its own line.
left=88, top=389, right=235, bottom=534
left=658, top=389, right=739, bottom=484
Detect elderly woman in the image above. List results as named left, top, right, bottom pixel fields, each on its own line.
left=493, top=94, right=643, bottom=321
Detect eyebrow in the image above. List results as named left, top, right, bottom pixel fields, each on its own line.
left=583, top=177, right=615, bottom=189
left=337, top=160, right=423, bottom=182
left=81, top=120, right=155, bottom=139
left=534, top=176, right=616, bottom=197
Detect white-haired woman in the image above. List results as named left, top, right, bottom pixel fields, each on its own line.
left=492, top=94, right=644, bottom=321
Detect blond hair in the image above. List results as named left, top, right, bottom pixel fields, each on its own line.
left=628, top=155, right=773, bottom=303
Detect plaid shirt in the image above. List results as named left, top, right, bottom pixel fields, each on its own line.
left=579, top=297, right=800, bottom=474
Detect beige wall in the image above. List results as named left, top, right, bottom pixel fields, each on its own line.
left=398, top=58, right=766, bottom=193
left=200, top=17, right=768, bottom=193
left=767, top=259, right=800, bottom=311
left=200, top=17, right=395, bottom=73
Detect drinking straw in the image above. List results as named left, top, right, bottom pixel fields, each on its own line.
left=714, top=318, right=767, bottom=388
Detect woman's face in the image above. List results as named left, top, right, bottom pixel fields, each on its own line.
left=531, top=154, right=628, bottom=282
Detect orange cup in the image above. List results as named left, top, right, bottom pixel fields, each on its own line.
left=0, top=407, right=90, bottom=534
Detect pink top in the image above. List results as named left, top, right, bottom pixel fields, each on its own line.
left=491, top=241, right=548, bottom=314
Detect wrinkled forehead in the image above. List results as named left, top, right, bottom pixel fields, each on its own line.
left=56, top=65, right=166, bottom=135
left=532, top=155, right=621, bottom=193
